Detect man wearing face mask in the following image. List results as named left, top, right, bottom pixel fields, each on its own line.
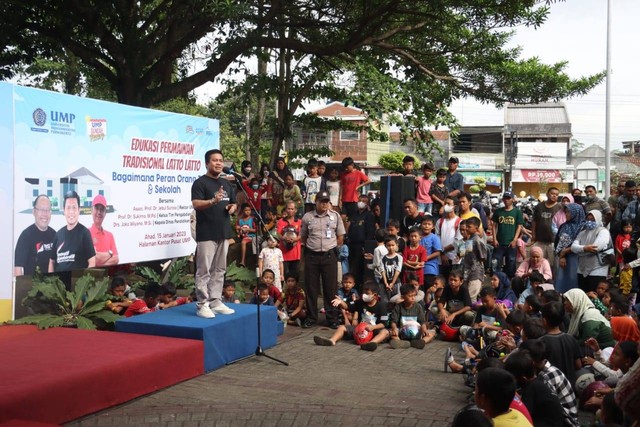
left=435, top=195, right=463, bottom=278
left=345, top=194, right=376, bottom=286
left=583, top=185, right=612, bottom=226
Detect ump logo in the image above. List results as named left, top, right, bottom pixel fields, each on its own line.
left=30, top=108, right=49, bottom=133
left=33, top=108, right=47, bottom=126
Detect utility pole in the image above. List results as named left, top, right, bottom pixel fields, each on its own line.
left=509, top=131, right=516, bottom=192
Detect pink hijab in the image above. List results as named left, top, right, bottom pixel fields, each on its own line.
left=529, top=246, right=544, bottom=269
left=552, top=194, right=574, bottom=230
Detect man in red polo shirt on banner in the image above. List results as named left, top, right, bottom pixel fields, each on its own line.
left=90, top=194, right=119, bottom=267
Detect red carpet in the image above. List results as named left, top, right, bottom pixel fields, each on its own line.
left=0, top=326, right=204, bottom=424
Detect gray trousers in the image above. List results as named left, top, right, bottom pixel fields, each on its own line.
left=195, top=240, right=229, bottom=307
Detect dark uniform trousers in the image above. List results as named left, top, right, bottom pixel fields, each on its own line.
left=304, top=249, right=338, bottom=323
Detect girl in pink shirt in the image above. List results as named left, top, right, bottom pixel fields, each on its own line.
left=416, top=163, right=434, bottom=214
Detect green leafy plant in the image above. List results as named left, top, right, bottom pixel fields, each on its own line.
left=378, top=151, right=421, bottom=174
left=10, top=274, right=121, bottom=330
left=134, top=256, right=195, bottom=290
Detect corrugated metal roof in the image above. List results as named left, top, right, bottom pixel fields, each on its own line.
left=505, top=102, right=569, bottom=125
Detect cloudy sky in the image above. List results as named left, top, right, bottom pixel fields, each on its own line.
left=451, top=0, right=640, bottom=150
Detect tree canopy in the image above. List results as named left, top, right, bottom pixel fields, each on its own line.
left=1, top=0, right=604, bottom=164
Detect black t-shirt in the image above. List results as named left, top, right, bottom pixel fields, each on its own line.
left=533, top=202, right=562, bottom=244
left=521, top=376, right=565, bottom=427
left=347, top=210, right=375, bottom=244
left=401, top=213, right=424, bottom=237
left=539, top=332, right=582, bottom=387
left=51, top=224, right=96, bottom=272
left=350, top=299, right=387, bottom=325
left=439, top=284, right=472, bottom=312
left=14, top=224, right=56, bottom=275
left=191, top=175, right=236, bottom=241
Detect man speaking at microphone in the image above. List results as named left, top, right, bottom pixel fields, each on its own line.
left=191, top=149, right=237, bottom=319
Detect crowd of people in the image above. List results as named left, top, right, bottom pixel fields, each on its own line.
left=185, top=149, right=640, bottom=426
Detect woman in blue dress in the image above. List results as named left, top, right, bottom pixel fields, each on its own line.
left=554, top=203, right=585, bottom=293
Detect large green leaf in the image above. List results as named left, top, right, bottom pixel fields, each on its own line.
left=79, top=300, right=110, bottom=316
left=37, top=316, right=67, bottom=329
left=75, top=316, right=97, bottom=330
left=84, top=278, right=109, bottom=306
left=8, top=314, right=59, bottom=326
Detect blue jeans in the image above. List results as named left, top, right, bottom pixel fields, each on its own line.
left=492, top=245, right=517, bottom=278
left=418, top=203, right=433, bottom=215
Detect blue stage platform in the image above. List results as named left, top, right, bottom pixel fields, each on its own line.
left=116, top=303, right=281, bottom=372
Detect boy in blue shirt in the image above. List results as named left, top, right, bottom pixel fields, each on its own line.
left=420, top=216, right=442, bottom=287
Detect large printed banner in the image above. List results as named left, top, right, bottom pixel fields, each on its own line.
left=3, top=83, right=219, bottom=319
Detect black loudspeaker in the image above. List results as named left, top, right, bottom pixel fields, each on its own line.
left=379, top=175, right=416, bottom=226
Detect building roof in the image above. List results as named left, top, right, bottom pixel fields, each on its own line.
left=505, top=102, right=570, bottom=125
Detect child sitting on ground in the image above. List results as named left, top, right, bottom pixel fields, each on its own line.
left=335, top=273, right=359, bottom=313
left=105, top=276, right=132, bottom=315
left=158, top=282, right=191, bottom=309
left=390, top=273, right=425, bottom=308
left=461, top=286, right=508, bottom=343
left=522, top=294, right=542, bottom=318
left=389, top=283, right=436, bottom=349
left=283, top=271, right=306, bottom=327
left=587, top=279, right=611, bottom=316
left=124, top=282, right=161, bottom=317
left=260, top=269, right=283, bottom=309
left=474, top=367, right=533, bottom=426
left=258, top=235, right=285, bottom=290
left=250, top=282, right=275, bottom=305
left=221, top=281, right=240, bottom=304
left=313, top=281, right=390, bottom=351
left=426, top=275, right=446, bottom=320
left=437, top=270, right=475, bottom=327
left=235, top=203, right=256, bottom=267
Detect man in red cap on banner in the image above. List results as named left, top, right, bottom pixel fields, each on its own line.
left=90, top=194, right=119, bottom=266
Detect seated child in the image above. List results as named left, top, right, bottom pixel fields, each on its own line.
left=607, top=293, right=640, bottom=342
left=124, top=282, right=161, bottom=317
left=460, top=286, right=508, bottom=343
left=516, top=271, right=548, bottom=308
left=426, top=274, right=446, bottom=320
left=250, top=282, right=275, bottom=305
left=390, top=273, right=425, bottom=307
left=474, top=367, right=533, bottom=426
left=313, top=281, right=390, bottom=351
left=105, top=276, right=132, bottom=315
left=235, top=203, right=256, bottom=267
left=522, top=294, right=542, bottom=318
left=389, top=283, right=436, bottom=349
left=437, top=270, right=475, bottom=327
left=221, top=281, right=240, bottom=304
left=587, top=279, right=610, bottom=317
left=519, top=339, right=580, bottom=427
left=260, top=269, right=283, bottom=309
left=158, top=282, right=191, bottom=309
left=336, top=273, right=359, bottom=313
left=283, top=271, right=306, bottom=326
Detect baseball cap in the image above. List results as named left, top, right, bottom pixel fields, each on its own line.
left=92, top=194, right=107, bottom=207
left=502, top=192, right=514, bottom=199
left=448, top=157, right=459, bottom=164
left=316, top=191, right=331, bottom=201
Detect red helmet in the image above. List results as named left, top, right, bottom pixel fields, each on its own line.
left=439, top=323, right=460, bottom=342
left=354, top=322, right=373, bottom=345
left=580, top=381, right=608, bottom=411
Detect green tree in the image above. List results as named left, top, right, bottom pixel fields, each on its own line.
left=378, top=152, right=421, bottom=174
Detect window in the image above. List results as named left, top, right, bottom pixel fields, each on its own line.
left=339, top=130, right=359, bottom=140
left=47, top=180, right=53, bottom=187
left=87, top=189, right=93, bottom=198
left=47, top=190, right=52, bottom=197
left=32, top=189, right=38, bottom=197
left=577, top=169, right=597, bottom=180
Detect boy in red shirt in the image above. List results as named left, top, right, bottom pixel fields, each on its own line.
left=403, top=227, right=427, bottom=285
left=125, top=282, right=161, bottom=317
left=340, top=157, right=370, bottom=219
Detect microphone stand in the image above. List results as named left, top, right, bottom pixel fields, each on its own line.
left=226, top=171, right=288, bottom=366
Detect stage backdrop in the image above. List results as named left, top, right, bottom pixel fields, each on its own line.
left=2, top=82, right=219, bottom=321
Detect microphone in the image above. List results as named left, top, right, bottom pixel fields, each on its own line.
left=222, top=166, right=243, bottom=179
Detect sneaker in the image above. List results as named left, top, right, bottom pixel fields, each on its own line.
left=410, top=339, right=426, bottom=349
left=360, top=342, right=378, bottom=352
left=209, top=300, right=235, bottom=315
left=196, top=304, right=215, bottom=319
left=302, top=319, right=316, bottom=329
left=313, top=336, right=334, bottom=346
left=295, top=318, right=303, bottom=327
left=444, top=347, right=452, bottom=373
left=389, top=339, right=410, bottom=349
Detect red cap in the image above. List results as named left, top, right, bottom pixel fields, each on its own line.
left=92, top=194, right=107, bottom=207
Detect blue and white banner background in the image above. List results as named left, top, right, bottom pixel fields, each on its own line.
left=3, top=82, right=219, bottom=319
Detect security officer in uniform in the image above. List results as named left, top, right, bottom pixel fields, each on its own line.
left=300, top=190, right=345, bottom=328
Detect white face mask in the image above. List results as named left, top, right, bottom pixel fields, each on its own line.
left=357, top=201, right=367, bottom=210
left=444, top=205, right=454, bottom=213
left=362, top=294, right=374, bottom=303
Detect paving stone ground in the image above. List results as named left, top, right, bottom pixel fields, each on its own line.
left=66, top=323, right=474, bottom=427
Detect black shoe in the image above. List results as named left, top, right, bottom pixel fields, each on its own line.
left=313, top=336, right=334, bottom=346
left=361, top=342, right=378, bottom=351
left=302, top=319, right=315, bottom=329
left=411, top=339, right=426, bottom=349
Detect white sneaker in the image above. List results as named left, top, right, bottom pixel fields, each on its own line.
left=209, top=300, right=235, bottom=315
left=196, top=304, right=215, bottom=319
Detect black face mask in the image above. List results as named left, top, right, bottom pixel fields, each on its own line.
left=573, top=195, right=582, bottom=204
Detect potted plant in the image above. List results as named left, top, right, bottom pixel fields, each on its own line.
left=10, top=274, right=122, bottom=330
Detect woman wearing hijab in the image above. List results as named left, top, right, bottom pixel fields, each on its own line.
left=490, top=271, right=517, bottom=308
left=515, top=246, right=553, bottom=282
left=564, top=288, right=616, bottom=349
left=270, top=157, right=290, bottom=214
left=552, top=194, right=574, bottom=236
left=554, top=203, right=585, bottom=293
left=571, top=210, right=612, bottom=294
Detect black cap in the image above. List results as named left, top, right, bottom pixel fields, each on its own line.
left=448, top=157, right=459, bottom=164
left=316, top=191, right=331, bottom=201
